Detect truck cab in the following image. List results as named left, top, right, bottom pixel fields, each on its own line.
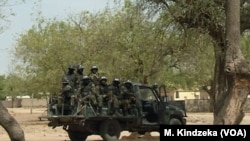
left=134, top=83, right=186, bottom=126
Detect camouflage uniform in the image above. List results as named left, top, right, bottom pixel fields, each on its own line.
left=120, top=80, right=137, bottom=116
left=77, top=75, right=98, bottom=114
left=62, top=64, right=78, bottom=91
left=60, top=77, right=75, bottom=115
left=109, top=78, right=122, bottom=115
left=78, top=76, right=97, bottom=105
left=88, top=65, right=100, bottom=86
left=96, top=76, right=111, bottom=114
left=76, top=64, right=85, bottom=89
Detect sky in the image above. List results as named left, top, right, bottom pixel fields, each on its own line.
left=0, top=0, right=114, bottom=75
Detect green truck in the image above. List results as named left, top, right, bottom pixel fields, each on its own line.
left=44, top=82, right=187, bottom=141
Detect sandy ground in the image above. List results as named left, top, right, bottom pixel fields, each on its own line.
left=0, top=108, right=250, bottom=141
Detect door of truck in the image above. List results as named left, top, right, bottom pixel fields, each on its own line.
left=139, top=86, right=160, bottom=124
left=157, top=85, right=187, bottom=117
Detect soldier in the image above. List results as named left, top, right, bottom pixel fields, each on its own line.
left=121, top=80, right=138, bottom=116
left=76, top=64, right=85, bottom=89
left=62, top=64, right=78, bottom=91
left=60, top=77, right=75, bottom=115
left=96, top=76, right=110, bottom=115
left=88, top=65, right=100, bottom=86
left=77, top=75, right=98, bottom=115
left=109, top=78, right=122, bottom=116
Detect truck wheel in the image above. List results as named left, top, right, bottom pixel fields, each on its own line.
left=68, top=131, right=88, bottom=141
left=169, top=118, right=182, bottom=125
left=100, top=119, right=121, bottom=141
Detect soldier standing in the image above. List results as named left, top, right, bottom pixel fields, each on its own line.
left=88, top=65, right=100, bottom=86
left=76, top=64, right=85, bottom=89
left=63, top=64, right=78, bottom=91
left=60, top=77, right=75, bottom=115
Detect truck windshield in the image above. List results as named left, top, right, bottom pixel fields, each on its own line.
left=139, top=86, right=160, bottom=101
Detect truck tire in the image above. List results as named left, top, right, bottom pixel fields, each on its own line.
left=100, top=119, right=121, bottom=141
left=169, top=118, right=182, bottom=125
left=68, top=131, right=88, bottom=141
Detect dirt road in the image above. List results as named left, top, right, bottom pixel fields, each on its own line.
left=0, top=108, right=249, bottom=141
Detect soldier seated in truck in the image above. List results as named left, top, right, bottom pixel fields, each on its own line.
left=76, top=75, right=98, bottom=115
left=59, top=77, right=76, bottom=115
left=120, top=80, right=138, bottom=116
left=109, top=78, right=123, bottom=116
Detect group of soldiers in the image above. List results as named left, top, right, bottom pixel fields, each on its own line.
left=60, top=64, right=139, bottom=116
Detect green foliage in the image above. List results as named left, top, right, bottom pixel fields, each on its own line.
left=0, top=75, right=6, bottom=99
left=10, top=0, right=215, bottom=96
left=241, top=31, right=250, bottom=60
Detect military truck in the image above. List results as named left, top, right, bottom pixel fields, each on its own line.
left=44, top=82, right=187, bottom=141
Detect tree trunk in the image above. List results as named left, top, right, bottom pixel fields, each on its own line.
left=0, top=101, right=25, bottom=141
left=149, top=0, right=250, bottom=124
left=213, top=0, right=249, bottom=124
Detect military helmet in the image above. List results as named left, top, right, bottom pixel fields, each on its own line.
left=113, top=78, right=120, bottom=82
left=77, top=64, right=84, bottom=70
left=82, top=75, right=90, bottom=80
left=125, top=79, right=132, bottom=84
left=124, top=79, right=133, bottom=89
left=100, top=76, right=107, bottom=81
left=90, top=65, right=98, bottom=71
left=113, top=78, right=120, bottom=86
left=68, top=64, right=75, bottom=70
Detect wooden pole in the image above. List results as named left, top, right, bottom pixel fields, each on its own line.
left=30, top=93, right=33, bottom=114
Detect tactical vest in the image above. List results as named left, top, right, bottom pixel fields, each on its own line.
left=88, top=73, right=100, bottom=85
left=62, top=85, right=73, bottom=98
left=99, top=84, right=109, bottom=95
left=64, top=73, right=77, bottom=88
left=80, top=84, right=92, bottom=97
left=112, top=85, right=121, bottom=97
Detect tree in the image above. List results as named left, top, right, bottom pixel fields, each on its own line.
left=12, top=1, right=215, bottom=99
left=0, top=1, right=26, bottom=140
left=141, top=0, right=249, bottom=124
left=0, top=75, right=6, bottom=99
left=0, top=102, right=25, bottom=141
left=220, top=0, right=248, bottom=124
